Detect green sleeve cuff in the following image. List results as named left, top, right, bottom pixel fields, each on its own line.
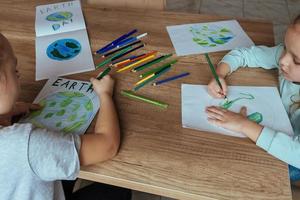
left=256, top=127, right=276, bottom=151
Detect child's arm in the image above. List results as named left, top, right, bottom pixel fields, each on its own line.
left=79, top=75, right=120, bottom=166
left=206, top=106, right=300, bottom=168
left=208, top=45, right=283, bottom=98
left=220, top=45, right=283, bottom=73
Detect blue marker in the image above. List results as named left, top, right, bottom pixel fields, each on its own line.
left=152, top=72, right=190, bottom=86
left=96, top=29, right=137, bottom=54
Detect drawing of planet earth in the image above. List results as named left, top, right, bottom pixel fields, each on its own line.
left=46, top=38, right=81, bottom=61
left=46, top=11, right=73, bottom=21
left=190, top=24, right=235, bottom=47
left=23, top=91, right=94, bottom=135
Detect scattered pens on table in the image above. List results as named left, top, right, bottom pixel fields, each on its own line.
left=131, top=53, right=173, bottom=72
left=134, top=66, right=171, bottom=91
left=95, top=29, right=137, bottom=54
left=113, top=51, right=157, bottom=68
left=139, top=59, right=177, bottom=78
left=111, top=43, right=145, bottom=61
left=88, top=67, right=111, bottom=90
left=96, top=46, right=132, bottom=69
left=204, top=53, right=228, bottom=101
left=117, top=54, right=155, bottom=72
left=114, top=33, right=147, bottom=48
left=98, top=32, right=148, bottom=54
left=101, top=40, right=142, bottom=58
left=152, top=72, right=190, bottom=86
left=121, top=90, right=168, bottom=109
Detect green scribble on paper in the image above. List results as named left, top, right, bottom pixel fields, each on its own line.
left=189, top=24, right=235, bottom=47
left=219, top=93, right=263, bottom=124
left=22, top=91, right=95, bottom=134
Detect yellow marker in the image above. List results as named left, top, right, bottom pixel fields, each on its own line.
left=134, top=73, right=155, bottom=85
left=117, top=54, right=155, bottom=72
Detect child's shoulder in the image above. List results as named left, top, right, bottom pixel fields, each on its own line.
left=0, top=123, right=33, bottom=135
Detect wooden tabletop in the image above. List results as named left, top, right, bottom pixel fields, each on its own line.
left=0, top=1, right=292, bottom=199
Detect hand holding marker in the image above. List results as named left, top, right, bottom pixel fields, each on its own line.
left=204, top=53, right=228, bottom=101
left=88, top=67, right=111, bottom=90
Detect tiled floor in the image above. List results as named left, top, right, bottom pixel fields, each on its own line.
left=131, top=0, right=300, bottom=200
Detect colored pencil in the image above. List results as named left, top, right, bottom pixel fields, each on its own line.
left=96, top=46, right=132, bottom=69
left=204, top=53, right=227, bottom=100
left=139, top=59, right=177, bottom=78
left=114, top=51, right=157, bottom=67
left=115, top=33, right=147, bottom=47
left=101, top=40, right=141, bottom=58
left=111, top=43, right=145, bottom=61
left=99, top=33, right=147, bottom=54
left=111, top=55, right=139, bottom=65
left=117, top=54, right=155, bottom=72
left=134, top=74, right=155, bottom=86
left=152, top=72, right=190, bottom=86
left=132, top=53, right=173, bottom=72
left=134, top=66, right=171, bottom=91
left=121, top=90, right=168, bottom=109
left=88, top=67, right=111, bottom=90
left=96, top=29, right=137, bottom=54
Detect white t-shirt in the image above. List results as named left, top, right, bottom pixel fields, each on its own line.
left=0, top=123, right=81, bottom=200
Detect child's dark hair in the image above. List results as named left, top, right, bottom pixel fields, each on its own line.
left=294, top=14, right=300, bottom=24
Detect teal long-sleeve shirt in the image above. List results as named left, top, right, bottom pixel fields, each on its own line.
left=221, top=44, right=300, bottom=168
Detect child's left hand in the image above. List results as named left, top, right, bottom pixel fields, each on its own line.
left=12, top=102, right=42, bottom=118
left=205, top=106, right=249, bottom=133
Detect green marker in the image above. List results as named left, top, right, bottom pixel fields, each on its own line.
left=121, top=90, right=168, bottom=109
left=139, top=59, right=177, bottom=78
left=204, top=53, right=228, bottom=101
left=88, top=67, right=111, bottom=90
left=132, top=53, right=173, bottom=72
left=96, top=46, right=132, bottom=69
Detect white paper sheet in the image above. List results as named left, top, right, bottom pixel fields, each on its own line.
left=21, top=77, right=100, bottom=135
left=181, top=84, right=294, bottom=137
left=167, top=20, right=254, bottom=56
left=35, top=0, right=94, bottom=80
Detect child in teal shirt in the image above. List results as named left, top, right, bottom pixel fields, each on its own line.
left=206, top=14, right=300, bottom=183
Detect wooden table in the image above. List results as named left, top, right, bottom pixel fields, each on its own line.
left=0, top=1, right=292, bottom=199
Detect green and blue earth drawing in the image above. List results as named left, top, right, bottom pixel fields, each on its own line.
left=46, top=38, right=81, bottom=61
left=23, top=91, right=95, bottom=135
left=46, top=11, right=73, bottom=22
left=190, top=24, right=235, bottom=47
left=46, top=11, right=73, bottom=31
left=219, top=93, right=263, bottom=124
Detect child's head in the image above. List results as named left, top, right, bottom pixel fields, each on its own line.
left=279, top=14, right=300, bottom=82
left=0, top=33, right=20, bottom=114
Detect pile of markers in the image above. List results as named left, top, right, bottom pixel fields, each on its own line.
left=93, top=29, right=190, bottom=108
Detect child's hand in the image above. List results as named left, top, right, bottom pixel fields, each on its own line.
left=207, top=77, right=228, bottom=98
left=12, top=102, right=41, bottom=117
left=90, top=75, right=114, bottom=97
left=205, top=106, right=249, bottom=133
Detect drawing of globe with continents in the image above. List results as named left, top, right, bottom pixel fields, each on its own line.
left=190, top=24, right=235, bottom=47
left=46, top=38, right=81, bottom=61
left=46, top=11, right=73, bottom=21
left=24, top=91, right=94, bottom=135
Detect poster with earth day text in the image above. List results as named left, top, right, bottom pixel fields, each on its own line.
left=166, top=20, right=254, bottom=56
left=21, top=77, right=100, bottom=135
left=35, top=0, right=94, bottom=80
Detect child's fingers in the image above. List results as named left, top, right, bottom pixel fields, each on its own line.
left=30, top=103, right=42, bottom=110
left=240, top=106, right=247, bottom=116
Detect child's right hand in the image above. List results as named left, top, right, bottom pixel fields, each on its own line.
left=90, top=75, right=114, bottom=97
left=207, top=76, right=228, bottom=98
